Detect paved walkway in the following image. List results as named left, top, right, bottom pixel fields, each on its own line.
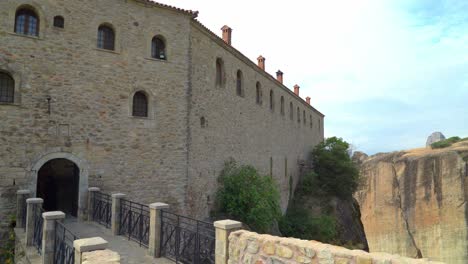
left=64, top=219, right=174, bottom=264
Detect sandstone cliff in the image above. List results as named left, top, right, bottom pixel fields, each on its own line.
left=356, top=141, right=468, bottom=264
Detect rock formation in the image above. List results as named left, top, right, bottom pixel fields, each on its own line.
left=356, top=141, right=468, bottom=264
left=426, top=132, right=446, bottom=147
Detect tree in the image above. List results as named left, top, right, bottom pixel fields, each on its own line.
left=311, top=137, right=359, bottom=198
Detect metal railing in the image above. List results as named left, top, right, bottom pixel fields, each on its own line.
left=92, top=191, right=112, bottom=228
left=160, top=211, right=215, bottom=264
left=119, top=199, right=150, bottom=247
left=32, top=205, right=44, bottom=254
left=54, top=221, right=79, bottom=264
left=22, top=196, right=27, bottom=231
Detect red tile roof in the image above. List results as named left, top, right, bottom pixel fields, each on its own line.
left=139, top=0, right=198, bottom=17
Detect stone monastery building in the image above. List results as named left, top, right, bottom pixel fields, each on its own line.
left=0, top=0, right=324, bottom=229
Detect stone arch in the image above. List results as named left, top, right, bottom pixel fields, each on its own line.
left=30, top=151, right=89, bottom=219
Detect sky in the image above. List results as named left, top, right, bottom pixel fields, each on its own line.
left=158, top=0, right=468, bottom=154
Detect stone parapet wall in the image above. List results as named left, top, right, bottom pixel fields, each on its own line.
left=228, top=230, right=444, bottom=264
left=82, top=249, right=120, bottom=264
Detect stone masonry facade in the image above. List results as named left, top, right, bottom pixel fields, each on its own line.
left=0, top=0, right=324, bottom=237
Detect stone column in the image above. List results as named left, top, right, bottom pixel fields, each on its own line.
left=148, top=202, right=169, bottom=257
left=25, top=198, right=43, bottom=246
left=74, top=237, right=108, bottom=264
left=87, top=187, right=100, bottom=221
left=42, top=211, right=66, bottom=264
left=214, top=220, right=242, bottom=264
left=16, top=189, right=30, bottom=229
left=111, top=193, right=125, bottom=235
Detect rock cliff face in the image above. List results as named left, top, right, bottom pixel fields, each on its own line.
left=356, top=141, right=468, bottom=264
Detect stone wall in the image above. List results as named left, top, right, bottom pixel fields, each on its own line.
left=228, top=230, right=444, bottom=264
left=186, top=23, right=324, bottom=218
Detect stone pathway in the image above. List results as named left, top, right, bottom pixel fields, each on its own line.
left=64, top=219, right=174, bottom=264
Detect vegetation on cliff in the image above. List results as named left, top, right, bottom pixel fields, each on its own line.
left=430, top=136, right=468, bottom=149
left=214, top=160, right=282, bottom=233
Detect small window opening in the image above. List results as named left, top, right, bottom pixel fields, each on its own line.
left=152, top=36, right=166, bottom=60
left=53, top=16, right=64, bottom=28
left=200, top=117, right=206, bottom=128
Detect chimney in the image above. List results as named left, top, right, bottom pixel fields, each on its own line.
left=257, top=56, right=265, bottom=70
left=306, top=97, right=311, bottom=104
left=294, top=84, right=300, bottom=96
left=221, top=25, right=232, bottom=45
left=276, top=70, right=283, bottom=84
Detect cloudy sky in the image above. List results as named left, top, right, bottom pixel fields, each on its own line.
left=159, top=0, right=468, bottom=154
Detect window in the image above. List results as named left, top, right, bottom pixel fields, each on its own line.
left=236, top=70, right=243, bottom=97
left=269, top=90, right=274, bottom=110
left=200, top=117, right=206, bottom=128
left=289, top=102, right=293, bottom=120
left=297, top=107, right=300, bottom=123
left=97, top=25, right=115, bottom=50
left=256, top=82, right=262, bottom=105
left=0, top=72, right=14, bottom=103
left=151, top=36, right=166, bottom=60
left=15, top=8, right=39, bottom=36
left=303, top=110, right=306, bottom=124
left=132, top=91, right=148, bottom=117
left=319, top=119, right=321, bottom=131
left=215, top=58, right=225, bottom=87
left=280, top=96, right=285, bottom=115
left=53, top=16, right=64, bottom=28
left=310, top=115, right=313, bottom=128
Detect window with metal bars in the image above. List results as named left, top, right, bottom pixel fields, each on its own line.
left=0, top=72, right=14, bottom=103
left=15, top=8, right=39, bottom=36
left=132, top=92, right=148, bottom=117
left=151, top=36, right=166, bottom=60
left=97, top=25, right=115, bottom=50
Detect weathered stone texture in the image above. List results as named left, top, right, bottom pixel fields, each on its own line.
left=0, top=0, right=323, bottom=237
left=356, top=141, right=468, bottom=264
left=229, top=230, right=444, bottom=264
left=426, top=132, right=446, bottom=147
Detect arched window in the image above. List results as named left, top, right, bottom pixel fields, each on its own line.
left=132, top=91, right=148, bottom=117
left=297, top=107, right=300, bottom=123
left=289, top=102, right=293, bottom=120
left=0, top=72, right=14, bottom=103
left=303, top=110, right=306, bottom=124
left=215, top=58, right=225, bottom=87
left=151, top=36, right=166, bottom=60
left=236, top=70, right=243, bottom=97
left=269, top=90, right=274, bottom=110
left=256, top=82, right=262, bottom=105
left=97, top=25, right=115, bottom=50
left=280, top=96, right=285, bottom=115
left=15, top=8, right=39, bottom=36
left=53, top=16, right=64, bottom=28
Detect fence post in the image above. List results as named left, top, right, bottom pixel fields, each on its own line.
left=214, top=220, right=242, bottom=264
left=74, top=237, right=108, bottom=264
left=148, top=202, right=169, bottom=257
left=42, top=211, right=65, bottom=264
left=25, top=198, right=43, bottom=246
left=111, top=193, right=126, bottom=235
left=16, top=189, right=30, bottom=228
left=87, top=187, right=100, bottom=221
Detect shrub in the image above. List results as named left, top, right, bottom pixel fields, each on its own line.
left=215, top=160, right=281, bottom=233
left=431, top=136, right=465, bottom=149
left=279, top=207, right=337, bottom=243
left=0, top=215, right=16, bottom=264
left=311, top=137, right=359, bottom=198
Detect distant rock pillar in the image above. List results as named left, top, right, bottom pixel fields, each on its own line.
left=214, top=220, right=242, bottom=264
left=148, top=202, right=169, bottom=257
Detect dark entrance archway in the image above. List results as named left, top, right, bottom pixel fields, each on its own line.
left=36, top=158, right=80, bottom=217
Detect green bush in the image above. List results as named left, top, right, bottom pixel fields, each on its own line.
left=431, top=136, right=466, bottom=149
left=215, top=160, right=281, bottom=233
left=311, top=137, right=359, bottom=198
left=279, top=207, right=337, bottom=243
left=0, top=215, right=16, bottom=264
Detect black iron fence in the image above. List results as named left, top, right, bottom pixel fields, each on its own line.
left=119, top=199, right=150, bottom=247
left=32, top=205, right=44, bottom=254
left=54, top=221, right=79, bottom=264
left=92, top=191, right=112, bottom=228
left=160, top=211, right=215, bottom=264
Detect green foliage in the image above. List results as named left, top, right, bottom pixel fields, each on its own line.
left=215, top=160, right=282, bottom=233
left=0, top=215, right=16, bottom=264
left=279, top=207, right=337, bottom=243
left=311, top=137, right=359, bottom=198
left=431, top=136, right=466, bottom=149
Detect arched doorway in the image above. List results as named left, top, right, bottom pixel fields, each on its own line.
left=36, top=158, right=80, bottom=217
